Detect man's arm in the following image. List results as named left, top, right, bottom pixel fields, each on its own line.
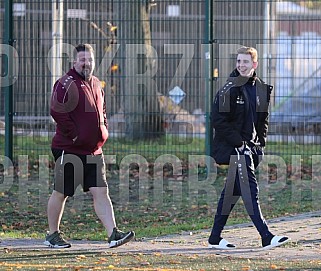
left=212, top=88, right=243, bottom=148
left=101, top=88, right=108, bottom=129
left=50, top=78, right=79, bottom=140
left=256, top=83, right=273, bottom=146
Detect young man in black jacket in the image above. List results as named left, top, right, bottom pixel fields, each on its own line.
left=208, top=46, right=289, bottom=250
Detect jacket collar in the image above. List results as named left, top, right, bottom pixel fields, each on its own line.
left=228, top=69, right=258, bottom=86
left=69, top=67, right=92, bottom=82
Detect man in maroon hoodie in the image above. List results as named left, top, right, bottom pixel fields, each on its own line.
left=44, top=44, right=135, bottom=248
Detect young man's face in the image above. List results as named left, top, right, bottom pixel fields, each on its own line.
left=74, top=50, right=95, bottom=80
left=236, top=53, right=258, bottom=77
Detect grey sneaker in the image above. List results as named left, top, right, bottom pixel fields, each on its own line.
left=44, top=231, right=71, bottom=248
left=108, top=227, right=135, bottom=248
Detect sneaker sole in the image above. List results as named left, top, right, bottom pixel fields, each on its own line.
left=109, top=231, right=135, bottom=248
left=44, top=240, right=71, bottom=248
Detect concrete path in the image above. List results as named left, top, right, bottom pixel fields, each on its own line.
left=1, top=211, right=321, bottom=260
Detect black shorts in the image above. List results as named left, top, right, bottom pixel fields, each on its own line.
left=51, top=148, right=107, bottom=197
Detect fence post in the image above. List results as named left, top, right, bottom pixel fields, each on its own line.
left=4, top=0, right=14, bottom=161
left=204, top=0, right=213, bottom=159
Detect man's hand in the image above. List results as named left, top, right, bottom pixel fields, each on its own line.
left=237, top=142, right=245, bottom=151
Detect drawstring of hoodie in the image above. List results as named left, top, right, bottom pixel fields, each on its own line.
left=235, top=147, right=241, bottom=161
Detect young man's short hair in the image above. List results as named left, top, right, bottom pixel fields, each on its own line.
left=237, top=46, right=258, bottom=62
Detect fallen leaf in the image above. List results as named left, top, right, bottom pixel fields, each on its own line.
left=169, top=259, right=181, bottom=264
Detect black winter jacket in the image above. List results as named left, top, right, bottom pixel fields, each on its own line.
left=211, top=69, right=273, bottom=165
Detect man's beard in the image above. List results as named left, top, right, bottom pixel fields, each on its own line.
left=82, top=68, right=92, bottom=80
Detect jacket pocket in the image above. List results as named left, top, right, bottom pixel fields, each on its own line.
left=212, top=141, right=234, bottom=165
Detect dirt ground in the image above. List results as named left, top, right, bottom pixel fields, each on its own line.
left=1, top=211, right=321, bottom=261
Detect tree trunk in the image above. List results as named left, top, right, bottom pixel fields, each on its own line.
left=118, top=1, right=164, bottom=141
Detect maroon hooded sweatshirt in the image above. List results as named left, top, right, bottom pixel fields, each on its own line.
left=50, top=68, right=108, bottom=155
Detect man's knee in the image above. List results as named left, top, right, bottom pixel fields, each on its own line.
left=51, top=190, right=68, bottom=201
left=90, top=186, right=109, bottom=198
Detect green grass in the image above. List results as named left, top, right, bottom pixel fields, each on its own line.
left=0, top=250, right=320, bottom=271
left=1, top=134, right=321, bottom=270
left=1, top=134, right=206, bottom=163
left=0, top=164, right=319, bottom=241
left=1, top=134, right=321, bottom=241
left=2, top=133, right=321, bottom=165
left=265, top=141, right=321, bottom=166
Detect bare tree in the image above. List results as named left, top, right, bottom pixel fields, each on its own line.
left=117, top=0, right=164, bottom=140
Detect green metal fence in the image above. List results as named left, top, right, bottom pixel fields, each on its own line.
left=210, top=0, right=321, bottom=165
left=1, top=0, right=321, bottom=166
left=0, top=0, right=208, bottom=164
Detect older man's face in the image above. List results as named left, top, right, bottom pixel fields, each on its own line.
left=74, top=50, right=95, bottom=80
